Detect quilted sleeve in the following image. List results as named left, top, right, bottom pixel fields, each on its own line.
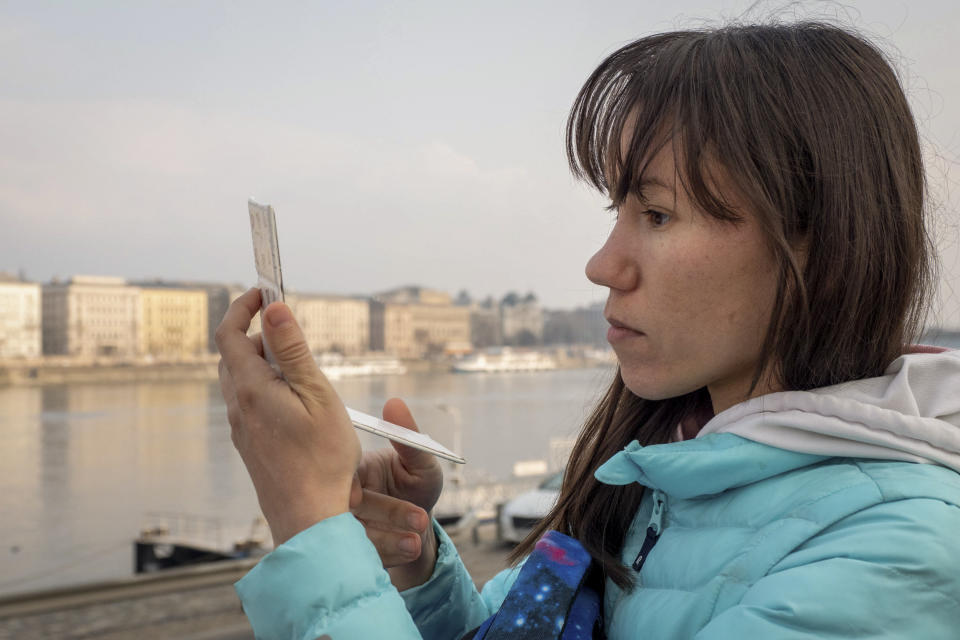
left=695, top=498, right=960, bottom=639
left=399, top=520, right=497, bottom=638
left=235, top=512, right=424, bottom=640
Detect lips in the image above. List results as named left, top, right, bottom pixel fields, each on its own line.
left=605, top=315, right=641, bottom=332
left=605, top=315, right=644, bottom=342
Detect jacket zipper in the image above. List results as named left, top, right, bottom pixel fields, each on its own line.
left=632, top=489, right=666, bottom=572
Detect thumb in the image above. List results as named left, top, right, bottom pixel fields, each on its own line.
left=262, top=302, right=325, bottom=390
left=382, top=398, right=437, bottom=472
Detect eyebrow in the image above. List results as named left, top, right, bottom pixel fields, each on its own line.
left=606, top=172, right=674, bottom=204
left=629, top=176, right=674, bottom=202
left=636, top=176, right=673, bottom=192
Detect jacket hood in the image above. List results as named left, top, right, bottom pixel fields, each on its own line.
left=595, top=350, right=960, bottom=498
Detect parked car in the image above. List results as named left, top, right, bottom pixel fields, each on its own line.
left=498, top=471, right=563, bottom=544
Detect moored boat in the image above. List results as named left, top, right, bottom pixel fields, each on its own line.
left=315, top=354, right=407, bottom=379
left=452, top=348, right=557, bottom=373
left=134, top=513, right=269, bottom=573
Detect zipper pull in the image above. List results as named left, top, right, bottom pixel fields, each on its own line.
left=632, top=527, right=658, bottom=571
left=632, top=490, right=666, bottom=572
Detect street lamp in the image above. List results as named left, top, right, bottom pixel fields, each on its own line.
left=435, top=403, right=464, bottom=487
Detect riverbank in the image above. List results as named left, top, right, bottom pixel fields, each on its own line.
left=0, top=524, right=513, bottom=640
left=0, top=359, right=222, bottom=388
left=0, top=349, right=611, bottom=388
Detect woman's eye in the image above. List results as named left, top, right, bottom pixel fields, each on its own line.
left=645, top=210, right=670, bottom=227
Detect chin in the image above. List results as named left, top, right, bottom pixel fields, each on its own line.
left=619, top=367, right=695, bottom=401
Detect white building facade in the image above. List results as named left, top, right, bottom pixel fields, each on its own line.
left=290, top=294, right=370, bottom=355
left=500, top=293, right=544, bottom=345
left=42, top=276, right=140, bottom=358
left=0, top=279, right=41, bottom=358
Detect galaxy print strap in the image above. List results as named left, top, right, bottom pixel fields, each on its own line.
left=464, top=530, right=601, bottom=640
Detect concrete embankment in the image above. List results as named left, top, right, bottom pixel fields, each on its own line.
left=0, top=525, right=513, bottom=640
left=0, top=360, right=221, bottom=388
left=0, top=353, right=604, bottom=388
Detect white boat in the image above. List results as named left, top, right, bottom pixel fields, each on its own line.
left=452, top=348, right=557, bottom=373
left=315, top=354, right=407, bottom=379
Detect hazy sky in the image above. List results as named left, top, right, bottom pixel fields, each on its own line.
left=1, top=1, right=958, bottom=325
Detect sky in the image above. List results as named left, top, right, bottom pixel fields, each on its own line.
left=1, top=1, right=958, bottom=325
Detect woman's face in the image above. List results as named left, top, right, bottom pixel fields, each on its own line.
left=586, top=143, right=780, bottom=414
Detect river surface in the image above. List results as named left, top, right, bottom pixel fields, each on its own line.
left=0, top=367, right=615, bottom=597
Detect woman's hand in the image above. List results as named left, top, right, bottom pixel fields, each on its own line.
left=350, top=399, right=444, bottom=591
left=216, top=288, right=361, bottom=546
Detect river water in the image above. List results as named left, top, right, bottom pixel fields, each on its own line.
left=0, top=367, right=615, bottom=597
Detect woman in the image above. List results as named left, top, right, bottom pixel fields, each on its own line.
left=216, top=21, right=960, bottom=639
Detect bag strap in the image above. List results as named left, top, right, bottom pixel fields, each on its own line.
left=462, top=530, right=602, bottom=639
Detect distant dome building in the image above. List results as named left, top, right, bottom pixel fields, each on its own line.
left=500, top=291, right=543, bottom=346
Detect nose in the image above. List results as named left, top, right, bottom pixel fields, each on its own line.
left=585, top=224, right=638, bottom=291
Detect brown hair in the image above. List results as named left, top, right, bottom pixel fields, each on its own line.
left=510, top=21, right=933, bottom=590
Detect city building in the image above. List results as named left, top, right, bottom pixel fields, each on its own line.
left=0, top=275, right=41, bottom=359
left=196, top=284, right=260, bottom=353
left=543, top=302, right=607, bottom=346
left=500, top=292, right=544, bottom=345
left=138, top=285, right=209, bottom=358
left=456, top=295, right=501, bottom=349
left=370, top=286, right=471, bottom=357
left=133, top=282, right=262, bottom=354
left=288, top=293, right=369, bottom=355
left=374, top=285, right=452, bottom=306
left=42, top=276, right=140, bottom=358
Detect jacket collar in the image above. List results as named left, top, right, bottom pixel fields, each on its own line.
left=700, top=351, right=960, bottom=473
left=594, top=433, right=825, bottom=499
left=596, top=351, right=960, bottom=498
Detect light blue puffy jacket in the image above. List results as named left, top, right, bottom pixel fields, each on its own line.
left=236, top=351, right=960, bottom=639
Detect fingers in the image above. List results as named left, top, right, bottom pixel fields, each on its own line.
left=363, top=523, right=422, bottom=567
left=349, top=473, right=362, bottom=509
left=218, top=358, right=235, bottom=405
left=382, top=398, right=438, bottom=472
left=353, top=488, right=429, bottom=533
left=382, top=398, right=421, bottom=432
left=260, top=302, right=333, bottom=404
left=218, top=329, right=267, bottom=413
left=216, top=289, right=273, bottom=388
left=353, top=489, right=428, bottom=568
left=250, top=332, right=266, bottom=359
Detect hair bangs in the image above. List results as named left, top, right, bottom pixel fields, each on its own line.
left=567, top=31, right=744, bottom=223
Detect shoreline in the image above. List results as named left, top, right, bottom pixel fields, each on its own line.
left=0, top=353, right=609, bottom=388
left=0, top=360, right=223, bottom=388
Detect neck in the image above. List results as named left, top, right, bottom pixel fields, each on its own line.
left=708, top=367, right=781, bottom=416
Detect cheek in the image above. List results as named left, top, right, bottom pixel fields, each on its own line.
left=691, top=249, right=779, bottom=362
left=648, top=240, right=778, bottom=367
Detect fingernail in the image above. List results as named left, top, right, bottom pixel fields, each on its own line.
left=266, top=304, right=293, bottom=328
left=407, top=512, right=426, bottom=530
left=398, top=537, right=418, bottom=554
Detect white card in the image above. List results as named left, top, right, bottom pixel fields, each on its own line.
left=248, top=199, right=284, bottom=366
left=346, top=408, right=465, bottom=464
left=247, top=199, right=465, bottom=464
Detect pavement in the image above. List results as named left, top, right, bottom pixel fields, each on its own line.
left=0, top=523, right=514, bottom=639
